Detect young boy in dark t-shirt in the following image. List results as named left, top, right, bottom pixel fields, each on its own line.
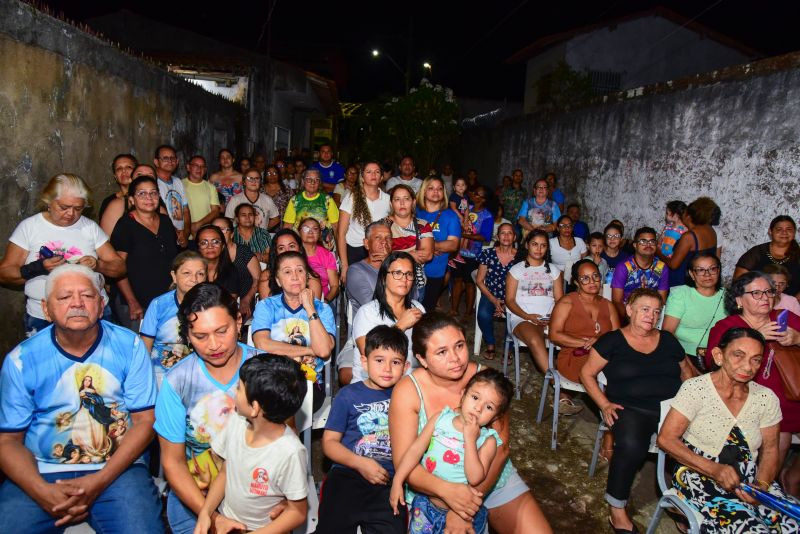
left=316, top=325, right=409, bottom=533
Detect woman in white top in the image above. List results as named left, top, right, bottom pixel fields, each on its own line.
left=351, top=251, right=425, bottom=383
left=337, top=161, right=391, bottom=282
left=549, top=214, right=587, bottom=284
left=658, top=327, right=798, bottom=533
left=0, top=173, right=126, bottom=336
left=505, top=229, right=563, bottom=375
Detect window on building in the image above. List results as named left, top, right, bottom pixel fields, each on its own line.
left=588, top=70, right=623, bottom=95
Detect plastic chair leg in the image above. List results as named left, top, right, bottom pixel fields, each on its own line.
left=513, top=341, right=521, bottom=400
left=645, top=500, right=666, bottom=534
left=536, top=372, right=551, bottom=423
left=550, top=372, right=561, bottom=450
left=588, top=418, right=606, bottom=477
left=502, top=337, right=510, bottom=377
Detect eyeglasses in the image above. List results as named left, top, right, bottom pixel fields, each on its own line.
left=577, top=273, right=602, bottom=284
left=198, top=239, right=223, bottom=248
left=636, top=238, right=657, bottom=246
left=158, top=156, right=177, bottom=162
left=388, top=270, right=415, bottom=281
left=245, top=176, right=262, bottom=182
left=558, top=223, right=573, bottom=228
left=606, top=233, right=622, bottom=239
left=134, top=190, right=159, bottom=199
left=300, top=226, right=319, bottom=234
left=744, top=288, right=777, bottom=300
left=304, top=178, right=320, bottom=183
left=692, top=266, right=720, bottom=276
left=266, top=171, right=278, bottom=176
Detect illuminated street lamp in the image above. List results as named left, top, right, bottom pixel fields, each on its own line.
left=371, top=49, right=431, bottom=94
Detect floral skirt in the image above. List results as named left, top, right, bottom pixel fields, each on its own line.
left=673, top=426, right=799, bottom=534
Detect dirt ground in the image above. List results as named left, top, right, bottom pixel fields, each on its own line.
left=314, top=309, right=683, bottom=533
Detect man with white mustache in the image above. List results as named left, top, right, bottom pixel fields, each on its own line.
left=0, top=264, right=162, bottom=533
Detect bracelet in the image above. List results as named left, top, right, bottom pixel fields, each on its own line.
left=309, top=312, right=320, bottom=321
left=757, top=479, right=771, bottom=490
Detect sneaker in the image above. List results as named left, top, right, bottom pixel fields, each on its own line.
left=448, top=259, right=457, bottom=269
left=453, top=254, right=466, bottom=264
left=557, top=398, right=583, bottom=416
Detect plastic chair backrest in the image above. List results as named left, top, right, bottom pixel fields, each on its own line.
left=655, top=398, right=674, bottom=493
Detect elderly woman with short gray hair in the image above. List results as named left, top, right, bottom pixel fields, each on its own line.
left=0, top=173, right=125, bottom=336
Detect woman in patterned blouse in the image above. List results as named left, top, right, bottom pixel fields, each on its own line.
left=475, top=223, right=517, bottom=359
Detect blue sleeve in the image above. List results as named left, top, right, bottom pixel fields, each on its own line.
left=552, top=204, right=561, bottom=222
left=317, top=300, right=336, bottom=337
left=448, top=193, right=459, bottom=205
left=123, top=335, right=157, bottom=411
left=251, top=299, right=274, bottom=334
left=445, top=212, right=462, bottom=238
left=0, top=347, right=34, bottom=431
left=517, top=200, right=529, bottom=220
left=553, top=190, right=565, bottom=205
left=154, top=378, right=187, bottom=443
left=324, top=388, right=351, bottom=433
left=140, top=298, right=160, bottom=338
left=478, top=214, right=494, bottom=241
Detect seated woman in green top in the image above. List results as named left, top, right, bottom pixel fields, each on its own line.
left=662, top=251, right=727, bottom=373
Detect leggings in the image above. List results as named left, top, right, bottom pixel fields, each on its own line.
left=605, top=405, right=659, bottom=508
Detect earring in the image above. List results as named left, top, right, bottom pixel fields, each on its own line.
left=714, top=359, right=721, bottom=366
left=737, top=304, right=743, bottom=310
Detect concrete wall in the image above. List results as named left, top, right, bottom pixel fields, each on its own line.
left=471, top=53, right=800, bottom=280
left=0, top=0, right=245, bottom=351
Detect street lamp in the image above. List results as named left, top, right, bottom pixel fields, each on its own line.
left=423, top=62, right=432, bottom=70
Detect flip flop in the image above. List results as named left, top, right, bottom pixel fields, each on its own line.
left=608, top=517, right=639, bottom=534
left=484, top=348, right=496, bottom=360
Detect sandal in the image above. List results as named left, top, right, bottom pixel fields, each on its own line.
left=599, top=448, right=614, bottom=463
left=484, top=348, right=496, bottom=360
left=608, top=517, right=639, bottom=534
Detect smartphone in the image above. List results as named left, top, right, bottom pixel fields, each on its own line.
left=539, top=314, right=551, bottom=323
left=39, top=246, right=55, bottom=259
left=777, top=309, right=789, bottom=333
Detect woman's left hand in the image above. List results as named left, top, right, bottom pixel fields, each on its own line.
left=777, top=327, right=800, bottom=346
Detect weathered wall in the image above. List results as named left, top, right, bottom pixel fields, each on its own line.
left=0, top=0, right=245, bottom=351
left=468, top=53, right=800, bottom=280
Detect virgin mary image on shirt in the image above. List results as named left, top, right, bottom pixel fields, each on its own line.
left=70, top=373, right=116, bottom=459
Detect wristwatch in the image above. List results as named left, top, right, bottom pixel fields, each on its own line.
left=309, top=312, right=320, bottom=321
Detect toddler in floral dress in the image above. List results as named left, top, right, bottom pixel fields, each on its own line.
left=390, top=369, right=513, bottom=533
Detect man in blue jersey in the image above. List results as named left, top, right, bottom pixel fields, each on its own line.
left=311, top=144, right=346, bottom=194
left=0, top=264, right=162, bottom=533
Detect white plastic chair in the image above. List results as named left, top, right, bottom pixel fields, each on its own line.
left=502, top=329, right=526, bottom=401
left=644, top=400, right=703, bottom=534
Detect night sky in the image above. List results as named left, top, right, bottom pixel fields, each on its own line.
left=44, top=0, right=800, bottom=102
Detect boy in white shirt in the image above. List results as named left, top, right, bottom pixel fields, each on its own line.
left=194, top=354, right=309, bottom=534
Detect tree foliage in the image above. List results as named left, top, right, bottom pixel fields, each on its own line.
left=535, top=60, right=593, bottom=108
left=349, top=79, right=459, bottom=172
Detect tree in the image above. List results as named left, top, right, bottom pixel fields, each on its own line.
left=349, top=79, right=459, bottom=172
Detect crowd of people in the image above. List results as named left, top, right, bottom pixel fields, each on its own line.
left=1, top=143, right=800, bottom=534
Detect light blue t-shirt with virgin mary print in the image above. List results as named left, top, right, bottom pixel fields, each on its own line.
left=251, top=294, right=336, bottom=384
left=0, top=321, right=156, bottom=474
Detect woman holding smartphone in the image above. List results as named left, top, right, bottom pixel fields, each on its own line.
left=505, top=230, right=563, bottom=384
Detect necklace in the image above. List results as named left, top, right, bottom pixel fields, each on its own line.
left=767, top=244, right=790, bottom=265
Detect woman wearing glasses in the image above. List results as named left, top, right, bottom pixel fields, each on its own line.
left=299, top=217, right=339, bottom=302
left=550, top=259, right=620, bottom=416
left=110, top=175, right=178, bottom=329
left=601, top=222, right=627, bottom=285
left=662, top=252, right=727, bottom=372
left=224, top=169, right=281, bottom=232
left=210, top=217, right=260, bottom=322
left=657, top=197, right=719, bottom=288
left=707, top=271, right=800, bottom=466
left=263, top=164, right=293, bottom=223
left=549, top=214, right=588, bottom=285
left=350, top=251, right=425, bottom=383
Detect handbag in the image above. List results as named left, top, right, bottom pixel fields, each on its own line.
left=692, top=291, right=724, bottom=372
left=768, top=342, right=800, bottom=402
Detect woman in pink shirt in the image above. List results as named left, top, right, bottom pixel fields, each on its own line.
left=299, top=217, right=339, bottom=303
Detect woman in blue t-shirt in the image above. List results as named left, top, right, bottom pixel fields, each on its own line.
left=251, top=251, right=336, bottom=409
left=141, top=250, right=208, bottom=386
left=155, top=283, right=260, bottom=534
